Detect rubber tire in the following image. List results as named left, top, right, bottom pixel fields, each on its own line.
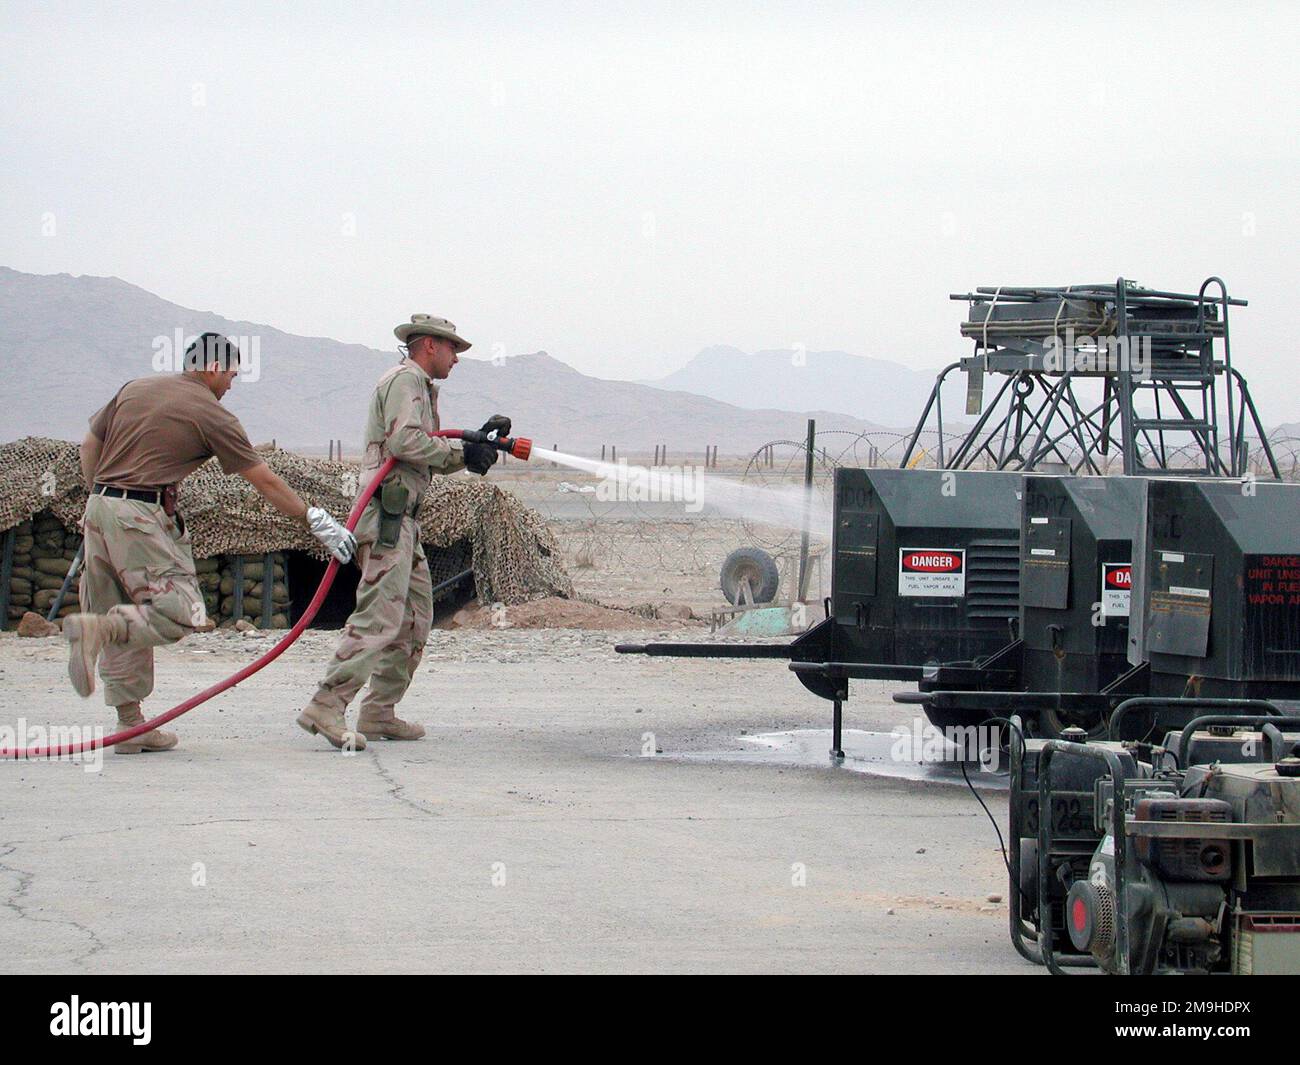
left=720, top=547, right=780, bottom=605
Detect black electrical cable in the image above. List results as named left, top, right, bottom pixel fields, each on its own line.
left=959, top=715, right=1030, bottom=904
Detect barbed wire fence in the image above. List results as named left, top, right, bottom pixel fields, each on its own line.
left=543, top=427, right=1300, bottom=602
left=544, top=430, right=962, bottom=597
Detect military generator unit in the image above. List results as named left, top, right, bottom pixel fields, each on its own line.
left=910, top=477, right=1300, bottom=735
left=1010, top=712, right=1300, bottom=974
left=620, top=277, right=1286, bottom=743
left=616, top=275, right=1300, bottom=973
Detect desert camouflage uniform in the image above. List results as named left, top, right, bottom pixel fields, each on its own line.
left=78, top=494, right=209, bottom=707
left=305, top=359, right=465, bottom=719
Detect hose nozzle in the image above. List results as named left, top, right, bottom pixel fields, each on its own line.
left=445, top=428, right=533, bottom=461
left=481, top=429, right=531, bottom=460
left=502, top=436, right=532, bottom=461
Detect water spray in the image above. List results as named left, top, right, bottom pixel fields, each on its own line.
left=529, top=447, right=833, bottom=535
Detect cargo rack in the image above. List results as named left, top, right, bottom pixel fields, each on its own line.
left=902, top=277, right=1279, bottom=478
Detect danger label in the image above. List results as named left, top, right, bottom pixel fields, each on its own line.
left=899, top=548, right=965, bottom=597
left=1101, top=562, right=1131, bottom=617
left=1245, top=554, right=1300, bottom=607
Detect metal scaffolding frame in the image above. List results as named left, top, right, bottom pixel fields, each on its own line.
left=901, top=277, right=1280, bottom=479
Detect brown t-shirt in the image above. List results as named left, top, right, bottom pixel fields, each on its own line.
left=89, top=375, right=262, bottom=488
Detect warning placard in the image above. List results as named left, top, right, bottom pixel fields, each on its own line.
left=899, top=548, right=965, bottom=598
left=1244, top=554, right=1300, bottom=607
left=1101, top=562, right=1131, bottom=617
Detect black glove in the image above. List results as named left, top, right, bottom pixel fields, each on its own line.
left=463, top=441, right=499, bottom=476
left=480, top=414, right=512, bottom=439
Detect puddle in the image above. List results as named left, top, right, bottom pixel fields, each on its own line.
left=670, top=729, right=1008, bottom=791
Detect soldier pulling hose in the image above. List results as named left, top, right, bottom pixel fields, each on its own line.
left=65, top=332, right=357, bottom=753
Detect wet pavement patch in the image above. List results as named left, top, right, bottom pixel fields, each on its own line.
left=668, top=729, right=1009, bottom=790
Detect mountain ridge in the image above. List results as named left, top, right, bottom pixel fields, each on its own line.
left=641, top=342, right=941, bottom=426
left=0, top=266, right=901, bottom=455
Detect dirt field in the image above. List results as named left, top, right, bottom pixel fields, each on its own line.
left=0, top=490, right=1030, bottom=975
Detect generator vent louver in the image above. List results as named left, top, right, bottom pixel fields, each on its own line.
left=965, top=538, right=1020, bottom=619
left=1151, top=807, right=1230, bottom=822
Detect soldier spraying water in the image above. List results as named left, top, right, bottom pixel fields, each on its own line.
left=296, top=314, right=511, bottom=750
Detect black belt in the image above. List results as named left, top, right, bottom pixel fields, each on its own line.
left=94, top=484, right=164, bottom=504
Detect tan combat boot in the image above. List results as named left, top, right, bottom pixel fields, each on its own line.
left=64, top=613, right=128, bottom=698
left=297, top=703, right=367, bottom=751
left=114, top=703, right=179, bottom=754
left=356, top=710, right=426, bottom=742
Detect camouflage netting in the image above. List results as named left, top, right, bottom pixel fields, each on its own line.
left=0, top=437, right=573, bottom=607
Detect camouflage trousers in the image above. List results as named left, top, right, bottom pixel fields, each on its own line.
left=78, top=494, right=208, bottom=707
left=308, top=515, right=434, bottom=720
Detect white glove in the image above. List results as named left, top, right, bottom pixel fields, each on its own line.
left=306, top=506, right=358, bottom=564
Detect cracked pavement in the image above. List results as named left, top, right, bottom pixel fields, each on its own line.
left=0, top=627, right=1030, bottom=973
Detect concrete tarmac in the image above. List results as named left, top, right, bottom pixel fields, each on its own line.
left=0, top=627, right=1033, bottom=974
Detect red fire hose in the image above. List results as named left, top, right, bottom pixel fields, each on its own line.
left=2, top=430, right=532, bottom=760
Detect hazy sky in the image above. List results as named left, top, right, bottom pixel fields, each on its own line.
left=2, top=2, right=1297, bottom=415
